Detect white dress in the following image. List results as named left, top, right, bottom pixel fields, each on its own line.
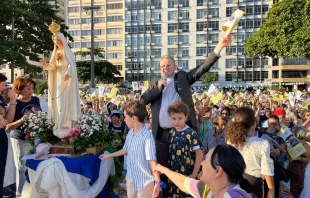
left=52, top=50, right=72, bottom=131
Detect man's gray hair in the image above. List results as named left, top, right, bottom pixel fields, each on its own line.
left=160, top=55, right=176, bottom=66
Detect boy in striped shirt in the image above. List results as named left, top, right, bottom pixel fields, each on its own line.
left=100, top=100, right=160, bottom=198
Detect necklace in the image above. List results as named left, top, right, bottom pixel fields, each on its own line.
left=48, top=81, right=68, bottom=101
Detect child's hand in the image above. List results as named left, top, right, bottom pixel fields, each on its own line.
left=99, top=154, right=111, bottom=160
left=152, top=183, right=160, bottom=198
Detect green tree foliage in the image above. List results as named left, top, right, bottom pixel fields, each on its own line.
left=202, top=72, right=218, bottom=85
left=245, top=0, right=310, bottom=59
left=36, top=81, right=48, bottom=95
left=0, top=0, right=72, bottom=75
left=76, top=60, right=121, bottom=84
left=74, top=48, right=105, bottom=59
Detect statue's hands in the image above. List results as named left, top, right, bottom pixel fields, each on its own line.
left=63, top=74, right=71, bottom=81
left=40, top=58, right=49, bottom=70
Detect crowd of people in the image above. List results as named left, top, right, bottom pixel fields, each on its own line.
left=0, top=33, right=309, bottom=198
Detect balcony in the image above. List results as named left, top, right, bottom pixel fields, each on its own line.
left=272, top=78, right=308, bottom=83
left=279, top=64, right=310, bottom=70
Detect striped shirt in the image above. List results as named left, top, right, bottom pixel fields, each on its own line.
left=123, top=125, right=157, bottom=191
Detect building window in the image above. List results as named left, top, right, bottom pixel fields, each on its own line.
left=68, top=19, right=79, bottom=25
left=225, top=72, right=236, bottom=81
left=179, top=23, right=189, bottom=32
left=151, top=49, right=161, bottom=57
left=168, top=36, right=178, bottom=45
left=168, top=48, right=178, bottom=56
left=81, top=30, right=91, bottom=36
left=238, top=46, right=245, bottom=55
left=94, top=29, right=104, bottom=35
left=180, top=35, right=189, bottom=44
left=81, top=42, right=91, bottom=48
left=107, top=53, right=122, bottom=59
left=69, top=42, right=81, bottom=48
left=151, top=12, right=162, bottom=21
left=107, top=15, right=123, bottom=22
left=168, top=11, right=178, bottom=20
left=197, top=8, right=219, bottom=19
left=197, top=9, right=208, bottom=19
left=197, top=0, right=219, bottom=6
left=179, top=48, right=189, bottom=56
left=81, top=18, right=91, bottom=24
left=179, top=10, right=190, bottom=19
left=226, top=7, right=237, bottom=17
left=151, top=36, right=162, bottom=45
left=179, top=60, right=189, bottom=69
left=114, top=65, right=123, bottom=70
left=196, top=21, right=219, bottom=31
left=168, top=0, right=189, bottom=8
left=107, top=40, right=123, bottom=47
left=68, top=30, right=80, bottom=36
left=107, top=28, right=123, bottom=34
left=168, top=23, right=178, bottom=33
left=226, top=59, right=236, bottom=68
left=68, top=7, right=79, bottom=13
left=196, top=47, right=207, bottom=56
left=93, top=17, right=105, bottom=23
left=107, top=3, right=123, bottom=9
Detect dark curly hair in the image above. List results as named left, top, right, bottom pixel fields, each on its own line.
left=226, top=107, right=256, bottom=149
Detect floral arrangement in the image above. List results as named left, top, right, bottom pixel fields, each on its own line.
left=22, top=111, right=57, bottom=143
left=71, top=109, right=105, bottom=150
left=71, top=109, right=123, bottom=151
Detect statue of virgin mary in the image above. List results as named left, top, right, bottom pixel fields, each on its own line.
left=40, top=21, right=81, bottom=138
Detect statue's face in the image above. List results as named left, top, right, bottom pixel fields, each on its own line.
left=53, top=36, right=63, bottom=48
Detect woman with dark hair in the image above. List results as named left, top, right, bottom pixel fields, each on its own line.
left=154, top=145, right=251, bottom=198
left=220, top=106, right=231, bottom=123
left=6, top=76, right=41, bottom=198
left=0, top=73, right=17, bottom=198
left=226, top=107, right=275, bottom=198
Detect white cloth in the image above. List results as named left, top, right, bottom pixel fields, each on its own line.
left=3, top=134, right=16, bottom=187
left=22, top=151, right=115, bottom=198
left=300, top=163, right=310, bottom=198
left=159, top=76, right=181, bottom=128
left=228, top=137, right=274, bottom=177
left=47, top=32, right=81, bottom=137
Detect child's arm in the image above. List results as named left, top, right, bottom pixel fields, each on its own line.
left=149, top=160, right=161, bottom=197
left=189, top=149, right=203, bottom=178
left=99, top=149, right=127, bottom=160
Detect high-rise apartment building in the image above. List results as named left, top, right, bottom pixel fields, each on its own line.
left=67, top=0, right=124, bottom=82
left=124, top=0, right=275, bottom=87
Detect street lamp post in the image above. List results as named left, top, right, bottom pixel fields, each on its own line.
left=83, top=0, right=100, bottom=91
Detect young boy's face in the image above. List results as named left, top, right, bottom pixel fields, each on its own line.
left=124, top=110, right=134, bottom=128
left=170, top=112, right=187, bottom=130
left=111, top=115, right=120, bottom=124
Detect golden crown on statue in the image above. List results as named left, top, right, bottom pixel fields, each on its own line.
left=49, top=21, right=61, bottom=34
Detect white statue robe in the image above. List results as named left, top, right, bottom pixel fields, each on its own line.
left=48, top=33, right=81, bottom=137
